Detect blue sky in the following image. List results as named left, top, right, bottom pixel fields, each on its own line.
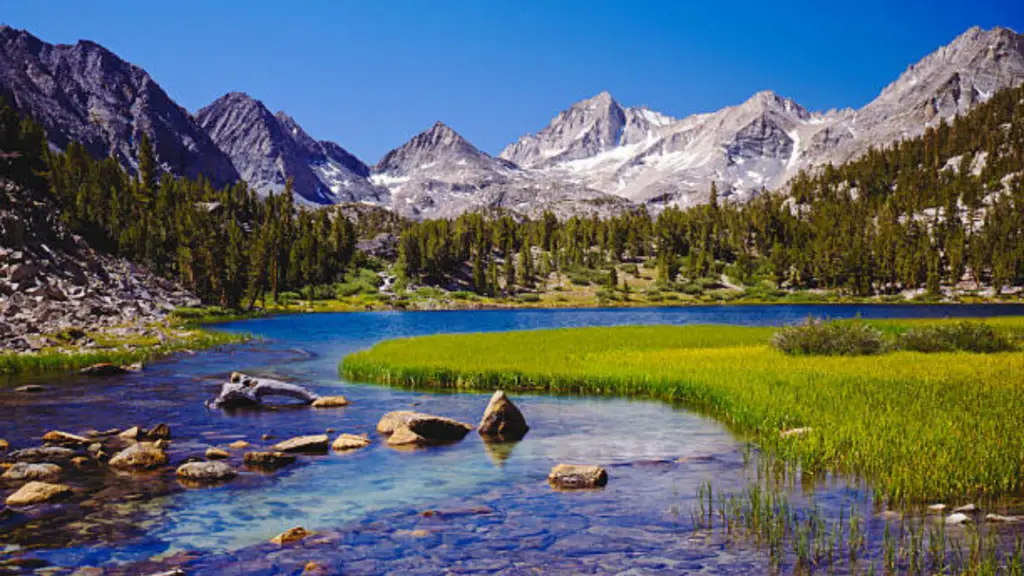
left=3, top=1, right=1022, bottom=163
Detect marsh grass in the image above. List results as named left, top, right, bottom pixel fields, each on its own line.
left=341, top=319, right=1024, bottom=504
left=0, top=329, right=246, bottom=377
left=694, top=475, right=1024, bottom=575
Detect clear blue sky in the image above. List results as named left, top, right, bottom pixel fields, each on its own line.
left=3, top=1, right=1021, bottom=163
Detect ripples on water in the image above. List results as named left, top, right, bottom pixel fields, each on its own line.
left=3, top=304, right=1024, bottom=574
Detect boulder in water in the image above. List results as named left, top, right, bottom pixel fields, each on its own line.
left=547, top=464, right=608, bottom=490
left=2, top=463, right=61, bottom=483
left=477, top=391, right=529, bottom=442
left=272, top=435, right=329, bottom=454
left=377, top=411, right=472, bottom=445
left=331, top=434, right=371, bottom=452
left=243, top=451, right=296, bottom=471
left=311, top=395, right=350, bottom=408
left=176, top=461, right=237, bottom=484
left=42, top=431, right=91, bottom=446
left=108, top=442, right=167, bottom=470
left=5, top=481, right=73, bottom=506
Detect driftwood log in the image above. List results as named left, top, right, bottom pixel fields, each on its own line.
left=207, top=373, right=320, bottom=409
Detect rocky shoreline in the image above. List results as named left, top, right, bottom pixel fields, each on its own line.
left=0, top=178, right=202, bottom=356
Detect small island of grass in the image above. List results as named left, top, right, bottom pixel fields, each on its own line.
left=342, top=318, right=1024, bottom=505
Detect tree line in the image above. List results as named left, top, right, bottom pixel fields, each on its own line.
left=1, top=99, right=357, bottom=309
left=3, top=82, right=1024, bottom=308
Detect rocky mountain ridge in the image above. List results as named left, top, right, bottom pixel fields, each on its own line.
left=197, top=92, right=388, bottom=205
left=0, top=26, right=238, bottom=189
left=0, top=25, right=1021, bottom=217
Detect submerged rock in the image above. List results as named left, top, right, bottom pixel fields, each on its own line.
left=108, top=442, right=168, bottom=470
left=547, top=464, right=608, bottom=489
left=176, top=461, right=237, bottom=484
left=311, top=395, right=350, bottom=408
left=10, top=446, right=75, bottom=463
left=2, top=463, right=61, bottom=483
left=986, top=514, right=1024, bottom=523
left=478, top=391, right=529, bottom=442
left=272, top=435, right=329, bottom=454
left=331, top=434, right=371, bottom=452
left=5, top=481, right=73, bottom=506
left=271, top=526, right=312, bottom=545
left=80, top=363, right=131, bottom=376
left=228, top=440, right=250, bottom=450
left=42, top=431, right=92, bottom=446
left=205, top=447, right=230, bottom=460
left=243, top=451, right=296, bottom=471
left=945, top=512, right=972, bottom=525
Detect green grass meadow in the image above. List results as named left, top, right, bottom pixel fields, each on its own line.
left=342, top=318, right=1024, bottom=505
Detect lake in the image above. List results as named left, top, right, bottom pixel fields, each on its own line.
left=3, top=304, right=1023, bottom=574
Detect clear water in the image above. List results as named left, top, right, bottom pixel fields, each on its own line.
left=2, top=304, right=1023, bottom=574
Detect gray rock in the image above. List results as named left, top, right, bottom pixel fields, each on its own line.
left=175, top=461, right=237, bottom=483
left=197, top=92, right=386, bottom=205
left=2, top=463, right=61, bottom=483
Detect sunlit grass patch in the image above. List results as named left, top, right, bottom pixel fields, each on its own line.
left=341, top=319, right=1024, bottom=504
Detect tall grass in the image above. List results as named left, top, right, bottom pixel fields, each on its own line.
left=341, top=319, right=1024, bottom=504
left=0, top=330, right=246, bottom=377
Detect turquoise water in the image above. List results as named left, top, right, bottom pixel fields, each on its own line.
left=2, top=304, right=1023, bottom=574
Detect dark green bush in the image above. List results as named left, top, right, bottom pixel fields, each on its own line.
left=897, top=322, right=1016, bottom=353
left=772, top=319, right=887, bottom=356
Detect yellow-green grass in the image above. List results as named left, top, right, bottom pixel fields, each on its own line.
left=0, top=329, right=247, bottom=378
left=342, top=319, right=1024, bottom=504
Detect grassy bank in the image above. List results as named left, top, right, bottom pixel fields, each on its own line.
left=1, top=325, right=248, bottom=378
left=341, top=318, right=1024, bottom=504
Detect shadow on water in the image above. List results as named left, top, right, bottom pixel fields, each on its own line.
left=2, top=304, right=1024, bottom=574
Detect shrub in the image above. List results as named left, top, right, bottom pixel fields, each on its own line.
left=451, top=290, right=478, bottom=301
left=772, top=318, right=887, bottom=356
left=621, top=263, right=639, bottom=276
left=897, top=321, right=1017, bottom=353
left=516, top=293, right=541, bottom=303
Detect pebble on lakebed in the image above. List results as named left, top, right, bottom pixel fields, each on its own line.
left=547, top=464, right=609, bottom=490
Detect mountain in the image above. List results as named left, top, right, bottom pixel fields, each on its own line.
left=498, top=26, right=1024, bottom=208
left=0, top=26, right=238, bottom=188
left=196, top=92, right=387, bottom=205
left=371, top=122, right=629, bottom=219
